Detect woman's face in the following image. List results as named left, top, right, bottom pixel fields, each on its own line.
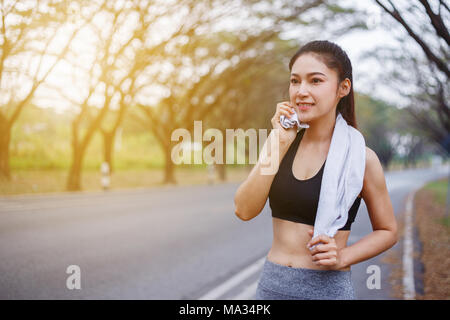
left=289, top=53, right=350, bottom=123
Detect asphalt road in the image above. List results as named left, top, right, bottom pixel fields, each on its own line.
left=0, top=164, right=447, bottom=299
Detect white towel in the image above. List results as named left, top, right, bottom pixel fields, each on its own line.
left=280, top=111, right=310, bottom=130
left=280, top=111, right=366, bottom=240
left=314, top=112, right=366, bottom=239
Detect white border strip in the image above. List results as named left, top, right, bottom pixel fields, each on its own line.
left=198, top=257, right=265, bottom=300
left=402, top=190, right=416, bottom=300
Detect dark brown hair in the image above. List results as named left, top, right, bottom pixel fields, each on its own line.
left=288, top=40, right=357, bottom=129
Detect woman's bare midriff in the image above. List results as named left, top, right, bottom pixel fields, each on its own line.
left=267, top=217, right=351, bottom=271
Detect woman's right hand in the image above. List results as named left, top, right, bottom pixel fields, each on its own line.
left=271, top=101, right=298, bottom=146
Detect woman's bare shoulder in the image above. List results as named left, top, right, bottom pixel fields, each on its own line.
left=361, top=146, right=387, bottom=198
left=365, top=146, right=382, bottom=173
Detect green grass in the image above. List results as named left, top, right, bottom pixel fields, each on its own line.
left=11, top=129, right=166, bottom=171
left=0, top=166, right=252, bottom=195
left=6, top=114, right=256, bottom=195
left=440, top=216, right=450, bottom=228
left=424, top=178, right=448, bottom=206
left=423, top=177, right=449, bottom=228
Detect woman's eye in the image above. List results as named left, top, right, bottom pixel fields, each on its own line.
left=290, top=79, right=298, bottom=84
left=312, top=78, right=321, bottom=83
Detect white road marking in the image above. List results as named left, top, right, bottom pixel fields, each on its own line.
left=198, top=257, right=265, bottom=300
left=403, top=190, right=417, bottom=300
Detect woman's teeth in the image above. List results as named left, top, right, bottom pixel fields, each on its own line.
left=297, top=103, right=314, bottom=110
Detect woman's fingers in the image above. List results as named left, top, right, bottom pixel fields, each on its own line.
left=277, top=103, right=295, bottom=118
left=314, top=258, right=338, bottom=266
left=282, top=103, right=295, bottom=114
left=278, top=102, right=294, bottom=111
left=272, top=102, right=296, bottom=130
left=307, top=234, right=332, bottom=249
left=307, top=234, right=339, bottom=267
left=309, top=243, right=335, bottom=255
left=271, top=102, right=299, bottom=144
left=311, top=252, right=336, bottom=262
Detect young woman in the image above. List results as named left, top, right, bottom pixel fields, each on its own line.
left=234, top=40, right=398, bottom=300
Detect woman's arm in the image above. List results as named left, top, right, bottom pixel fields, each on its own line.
left=338, top=147, right=398, bottom=267
left=307, top=147, right=398, bottom=268
left=234, top=129, right=293, bottom=221
left=235, top=101, right=301, bottom=221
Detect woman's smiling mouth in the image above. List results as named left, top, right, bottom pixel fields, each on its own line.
left=297, top=102, right=314, bottom=110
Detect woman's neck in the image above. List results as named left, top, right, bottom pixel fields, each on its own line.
left=302, top=111, right=336, bottom=145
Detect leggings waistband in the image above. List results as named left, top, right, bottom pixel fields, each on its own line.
left=256, top=258, right=355, bottom=300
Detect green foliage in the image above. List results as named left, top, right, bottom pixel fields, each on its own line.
left=424, top=178, right=448, bottom=206
left=10, top=105, right=165, bottom=171
left=440, top=216, right=450, bottom=228
left=325, top=4, right=356, bottom=14
left=356, top=93, right=399, bottom=166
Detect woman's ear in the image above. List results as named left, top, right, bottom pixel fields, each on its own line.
left=339, top=78, right=351, bottom=98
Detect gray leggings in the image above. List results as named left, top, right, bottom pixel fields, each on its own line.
left=254, top=258, right=356, bottom=300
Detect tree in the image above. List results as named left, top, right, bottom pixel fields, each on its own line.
left=373, top=0, right=449, bottom=155
left=203, top=36, right=298, bottom=181
left=134, top=0, right=366, bottom=185
left=62, top=0, right=188, bottom=190
left=0, top=0, right=92, bottom=179
left=356, top=93, right=399, bottom=168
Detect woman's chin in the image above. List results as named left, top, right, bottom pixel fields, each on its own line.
left=298, top=116, right=310, bottom=123
left=298, top=111, right=317, bottom=123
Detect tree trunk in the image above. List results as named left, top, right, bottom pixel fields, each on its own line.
left=103, top=131, right=115, bottom=174
left=163, top=143, right=176, bottom=184
left=215, top=163, right=226, bottom=181
left=0, top=121, right=11, bottom=180
left=66, top=148, right=84, bottom=191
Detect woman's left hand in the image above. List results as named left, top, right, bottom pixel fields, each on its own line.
left=306, top=229, right=343, bottom=270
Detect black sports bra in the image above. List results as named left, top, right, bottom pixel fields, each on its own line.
left=268, top=129, right=361, bottom=230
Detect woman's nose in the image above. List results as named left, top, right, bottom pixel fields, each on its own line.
left=296, top=83, right=309, bottom=97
